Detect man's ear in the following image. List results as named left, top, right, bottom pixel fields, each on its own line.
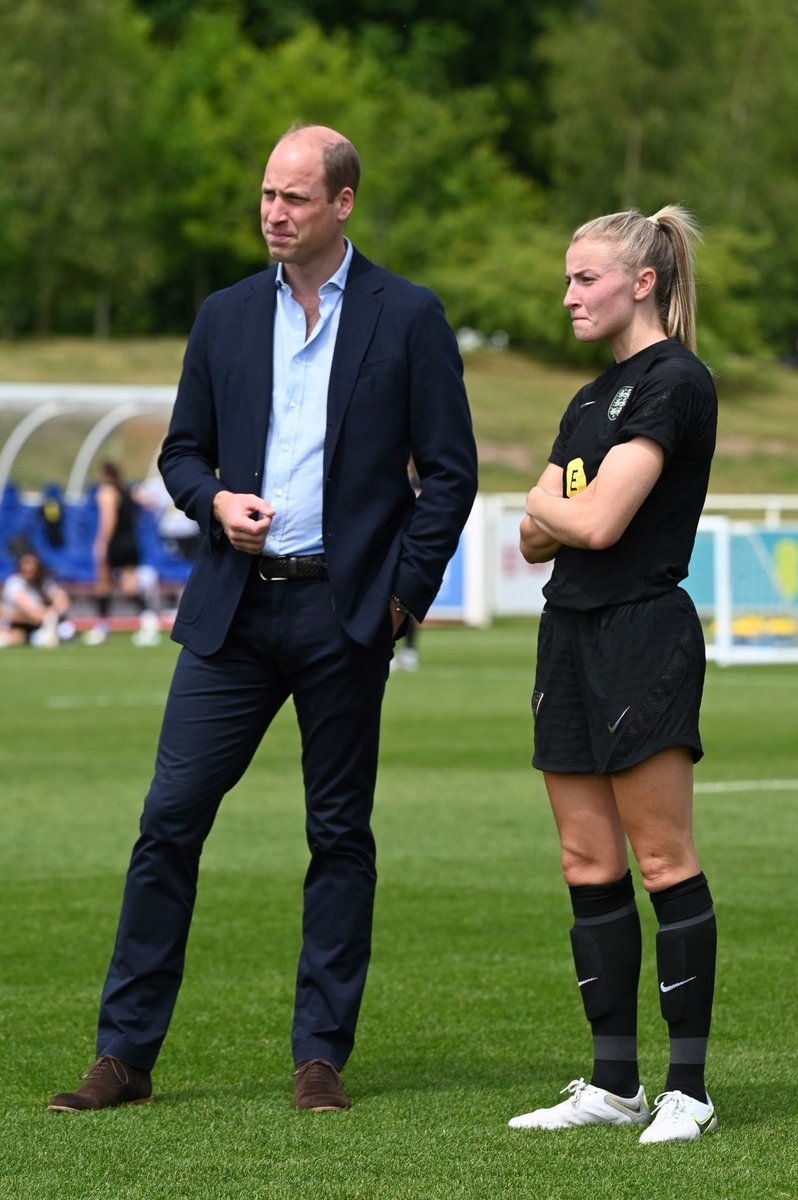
left=337, top=187, right=355, bottom=222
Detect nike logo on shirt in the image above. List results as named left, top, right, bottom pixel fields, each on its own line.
left=578, top=976, right=598, bottom=988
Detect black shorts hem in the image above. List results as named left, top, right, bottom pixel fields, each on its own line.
left=534, top=736, right=703, bottom=776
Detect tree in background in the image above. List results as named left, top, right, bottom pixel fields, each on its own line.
left=2, top=0, right=797, bottom=361
left=130, top=16, right=563, bottom=342
left=135, top=0, right=586, bottom=182
left=540, top=0, right=798, bottom=358
left=0, top=0, right=159, bottom=336
left=142, top=11, right=270, bottom=322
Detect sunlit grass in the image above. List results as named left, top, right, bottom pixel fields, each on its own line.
left=0, top=622, right=796, bottom=1198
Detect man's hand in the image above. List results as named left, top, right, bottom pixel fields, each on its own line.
left=389, top=601, right=407, bottom=637
left=213, top=491, right=275, bottom=554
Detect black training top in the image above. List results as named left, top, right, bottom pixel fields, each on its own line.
left=107, top=486, right=140, bottom=568
left=543, top=338, right=717, bottom=611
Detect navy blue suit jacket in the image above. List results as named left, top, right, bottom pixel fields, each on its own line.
left=159, top=247, right=478, bottom=654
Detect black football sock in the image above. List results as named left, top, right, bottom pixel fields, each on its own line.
left=650, top=871, right=716, bottom=1103
left=569, top=870, right=642, bottom=1097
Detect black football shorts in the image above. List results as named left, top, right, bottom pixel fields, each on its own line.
left=531, top=587, right=706, bottom=775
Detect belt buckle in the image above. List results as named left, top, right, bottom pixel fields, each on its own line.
left=258, top=556, right=290, bottom=582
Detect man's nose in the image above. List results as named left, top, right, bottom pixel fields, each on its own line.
left=266, top=196, right=288, bottom=221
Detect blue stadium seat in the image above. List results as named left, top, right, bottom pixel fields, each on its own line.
left=1, top=485, right=192, bottom=588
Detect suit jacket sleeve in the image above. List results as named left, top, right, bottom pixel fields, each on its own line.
left=321, top=260, right=477, bottom=642
left=157, top=296, right=229, bottom=536
left=391, top=291, right=478, bottom=619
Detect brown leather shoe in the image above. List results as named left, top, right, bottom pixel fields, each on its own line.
left=47, top=1055, right=152, bottom=1112
left=294, top=1058, right=352, bottom=1111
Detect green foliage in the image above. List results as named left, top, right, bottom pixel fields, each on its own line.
left=694, top=225, right=771, bottom=367
left=0, top=0, right=159, bottom=336
left=540, top=0, right=798, bottom=354
left=140, top=20, right=555, bottom=334
left=1, top=0, right=797, bottom=357
left=1, top=627, right=797, bottom=1198
left=541, top=0, right=728, bottom=217
left=141, top=11, right=272, bottom=312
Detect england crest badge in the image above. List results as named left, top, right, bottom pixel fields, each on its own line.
left=608, top=385, right=633, bottom=421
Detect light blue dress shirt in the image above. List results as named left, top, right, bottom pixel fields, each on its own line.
left=261, top=239, right=353, bottom=557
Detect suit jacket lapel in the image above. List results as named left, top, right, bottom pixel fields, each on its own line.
left=325, top=251, right=383, bottom=473
left=243, top=268, right=277, bottom=441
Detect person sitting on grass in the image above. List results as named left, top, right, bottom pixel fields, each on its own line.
left=0, top=551, right=75, bottom=647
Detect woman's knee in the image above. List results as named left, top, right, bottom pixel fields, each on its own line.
left=635, top=847, right=702, bottom=893
left=559, top=841, right=629, bottom=887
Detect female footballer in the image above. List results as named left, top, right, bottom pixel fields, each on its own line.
left=509, top=207, right=719, bottom=1144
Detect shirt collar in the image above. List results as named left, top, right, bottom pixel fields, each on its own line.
left=275, top=237, right=353, bottom=294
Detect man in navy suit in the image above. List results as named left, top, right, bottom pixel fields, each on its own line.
left=48, top=124, right=478, bottom=1113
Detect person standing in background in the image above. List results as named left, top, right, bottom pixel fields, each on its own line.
left=509, top=206, right=719, bottom=1145
left=134, top=473, right=202, bottom=565
left=82, top=460, right=160, bottom=646
left=48, top=123, right=477, bottom=1115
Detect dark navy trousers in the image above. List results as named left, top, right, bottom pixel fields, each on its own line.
left=96, top=573, right=393, bottom=1072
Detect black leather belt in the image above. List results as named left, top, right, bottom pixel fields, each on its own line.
left=255, top=554, right=328, bottom=581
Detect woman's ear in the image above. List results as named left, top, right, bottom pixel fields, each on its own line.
left=634, top=266, right=657, bottom=300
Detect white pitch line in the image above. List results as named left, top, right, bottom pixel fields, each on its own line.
left=695, top=779, right=798, bottom=794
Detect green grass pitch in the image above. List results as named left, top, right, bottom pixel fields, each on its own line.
left=1, top=621, right=796, bottom=1199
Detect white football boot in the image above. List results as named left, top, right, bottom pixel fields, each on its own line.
left=639, top=1090, right=717, bottom=1143
left=509, top=1077, right=651, bottom=1130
